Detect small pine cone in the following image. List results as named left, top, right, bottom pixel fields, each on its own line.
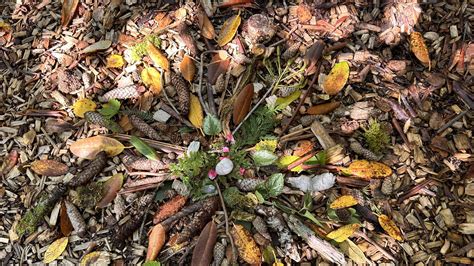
left=151, top=122, right=169, bottom=132
left=252, top=216, right=271, bottom=240
left=129, top=115, right=160, bottom=140
left=277, top=86, right=297, bottom=97
left=85, top=111, right=123, bottom=133
left=350, top=140, right=381, bottom=161
left=214, top=73, right=225, bottom=93
left=99, top=85, right=139, bottom=102
left=69, top=151, right=108, bottom=187
left=335, top=208, right=352, bottom=222
left=169, top=133, right=182, bottom=145
left=300, top=115, right=320, bottom=126
left=236, top=178, right=265, bottom=192
left=57, top=69, right=81, bottom=94
left=121, top=153, right=167, bottom=171
left=282, top=42, right=300, bottom=60
left=171, top=73, right=190, bottom=115
left=381, top=178, right=393, bottom=195
left=212, top=242, right=226, bottom=266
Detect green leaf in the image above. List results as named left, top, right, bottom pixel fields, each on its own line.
left=203, top=115, right=222, bottom=136
left=252, top=150, right=278, bottom=166
left=301, top=210, right=323, bottom=227
left=304, top=150, right=327, bottom=166
left=130, top=136, right=159, bottom=161
left=275, top=90, right=301, bottom=111
left=266, top=173, right=284, bottom=197
left=143, top=261, right=161, bottom=266
left=255, top=190, right=265, bottom=203
left=99, top=99, right=121, bottom=119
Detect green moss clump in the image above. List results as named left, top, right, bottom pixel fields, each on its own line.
left=223, top=187, right=256, bottom=209
left=130, top=34, right=161, bottom=62
left=363, top=119, right=390, bottom=154
left=71, top=182, right=105, bottom=209
left=17, top=203, right=49, bottom=237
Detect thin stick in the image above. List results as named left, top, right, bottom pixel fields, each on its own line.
left=391, top=118, right=411, bottom=148
left=199, top=50, right=221, bottom=116
left=113, top=134, right=186, bottom=153
left=436, top=110, right=468, bottom=134
left=279, top=133, right=314, bottom=144
left=214, top=180, right=236, bottom=264
left=280, top=126, right=312, bottom=140
left=445, top=241, right=474, bottom=257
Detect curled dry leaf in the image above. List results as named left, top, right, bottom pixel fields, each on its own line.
left=73, top=98, right=97, bottom=118
left=43, top=237, right=69, bottom=263
left=188, top=94, right=204, bottom=128
left=208, top=50, right=230, bottom=84
left=0, top=149, right=19, bottom=176
left=61, top=0, right=79, bottom=27
left=97, top=173, right=124, bottom=208
left=106, top=54, right=125, bottom=68
left=180, top=55, right=196, bottom=82
left=141, top=67, right=162, bottom=95
left=146, top=223, right=166, bottom=261
left=326, top=224, right=360, bottom=242
left=329, top=195, right=358, bottom=209
left=378, top=214, right=403, bottom=241
left=81, top=40, right=112, bottom=54
left=341, top=160, right=392, bottom=180
left=31, top=160, right=68, bottom=176
left=191, top=221, right=217, bottom=266
left=80, top=251, right=111, bottom=266
left=217, top=14, right=241, bottom=46
left=60, top=201, right=73, bottom=236
left=146, top=41, right=170, bottom=72
left=322, top=61, right=350, bottom=95
left=410, top=31, right=430, bottom=68
left=197, top=10, right=216, bottom=39
left=233, top=83, right=254, bottom=125
left=70, top=135, right=124, bottom=160
left=231, top=224, right=262, bottom=265
left=306, top=101, right=341, bottom=115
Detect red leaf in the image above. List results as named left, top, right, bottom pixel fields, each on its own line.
left=232, top=84, right=254, bottom=125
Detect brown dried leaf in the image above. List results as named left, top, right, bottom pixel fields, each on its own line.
left=322, top=61, right=350, bottom=95
left=208, top=51, right=230, bottom=84
left=341, top=160, right=392, bottom=180
left=217, top=14, right=241, bottom=46
left=31, top=160, right=68, bottom=176
left=0, top=149, right=18, bottom=176
left=146, top=41, right=170, bottom=72
left=61, top=0, right=79, bottom=27
left=304, top=41, right=325, bottom=76
left=231, top=224, right=262, bottom=265
left=378, top=214, right=403, bottom=241
left=153, top=195, right=188, bottom=224
left=45, top=118, right=76, bottom=134
left=60, top=201, right=73, bottom=237
left=197, top=10, right=216, bottom=39
left=306, top=101, right=341, bottom=115
left=410, top=31, right=430, bottom=68
left=233, top=83, right=253, bottom=125
left=180, top=55, right=196, bottom=82
left=70, top=135, right=124, bottom=160
left=146, top=223, right=166, bottom=261
left=81, top=40, right=112, bottom=54
left=191, top=221, right=217, bottom=266
left=293, top=140, right=314, bottom=157
left=154, top=12, right=172, bottom=31
left=97, top=173, right=124, bottom=208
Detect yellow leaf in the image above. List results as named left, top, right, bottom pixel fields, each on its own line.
left=341, top=160, right=392, bottom=180
left=0, top=21, right=11, bottom=31
left=322, top=61, right=350, bottom=95
left=70, top=135, right=124, bottom=160
left=141, top=67, right=162, bottom=94
left=277, top=155, right=303, bottom=172
left=217, top=14, right=241, bottom=46
left=73, top=98, right=97, bottom=118
left=188, top=94, right=203, bottom=128
left=326, top=224, right=360, bottom=242
left=340, top=240, right=367, bottom=264
left=146, top=41, right=170, bottom=71
left=106, top=54, right=125, bottom=68
left=43, top=237, right=68, bottom=263
left=378, top=214, right=403, bottom=241
left=410, top=32, right=431, bottom=69
left=80, top=251, right=110, bottom=266
left=329, top=195, right=358, bottom=209
left=254, top=139, right=277, bottom=152
left=180, top=55, right=196, bottom=82
left=231, top=224, right=262, bottom=265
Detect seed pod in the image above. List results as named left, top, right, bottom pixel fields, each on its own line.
left=64, top=200, right=87, bottom=237
left=99, top=85, right=139, bottom=102
left=349, top=140, right=381, bottom=161
left=69, top=151, right=107, bottom=187
left=277, top=86, right=298, bottom=98
left=121, top=153, right=166, bottom=171
left=85, top=111, right=123, bottom=133
left=153, top=195, right=187, bottom=224
left=171, top=73, right=190, bottom=115
left=235, top=178, right=265, bottom=192
left=129, top=115, right=160, bottom=140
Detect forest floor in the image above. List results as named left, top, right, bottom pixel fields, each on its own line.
left=0, top=0, right=473, bottom=265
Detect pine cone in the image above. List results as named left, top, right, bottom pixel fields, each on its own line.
left=56, top=68, right=81, bottom=94
left=214, top=73, right=225, bottom=93
left=129, top=115, right=160, bottom=140
left=349, top=140, right=381, bottom=161
left=85, top=111, right=123, bottom=133
left=277, top=86, right=297, bottom=97
left=171, top=73, right=190, bottom=115
left=212, top=242, right=226, bottom=266
left=381, top=178, right=393, bottom=195
left=99, top=85, right=139, bottom=102
left=69, top=151, right=108, bottom=187
left=282, top=42, right=300, bottom=60
left=121, top=153, right=166, bottom=171
left=236, top=178, right=265, bottom=192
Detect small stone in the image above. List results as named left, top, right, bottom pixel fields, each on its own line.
left=153, top=109, right=171, bottom=123
left=216, top=158, right=234, bottom=175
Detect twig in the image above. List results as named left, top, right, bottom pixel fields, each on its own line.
left=445, top=241, right=474, bottom=257
left=198, top=50, right=221, bottom=116
left=436, top=110, right=469, bottom=134
left=127, top=172, right=170, bottom=177
left=279, top=126, right=311, bottom=140
left=214, top=180, right=237, bottom=264
left=391, top=118, right=411, bottom=148
left=279, top=133, right=314, bottom=144
left=453, top=81, right=474, bottom=109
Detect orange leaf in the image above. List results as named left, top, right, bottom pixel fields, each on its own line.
left=329, top=195, right=358, bottom=209
left=232, top=83, right=253, bottom=125
left=146, top=224, right=166, bottom=261
left=61, top=0, right=79, bottom=27
left=341, top=160, right=392, bottom=180
left=153, top=195, right=188, bottom=224
left=154, top=13, right=172, bottom=31
left=180, top=55, right=196, bottom=82
left=208, top=51, right=230, bottom=84
left=322, top=61, right=350, bottom=95
left=60, top=201, right=73, bottom=237
left=191, top=221, right=217, bottom=266
left=146, top=41, right=170, bottom=72
left=410, top=32, right=431, bottom=69
left=70, top=135, right=124, bottom=160
left=306, top=101, right=341, bottom=115
left=378, top=214, right=403, bottom=241
left=293, top=140, right=314, bottom=157
left=96, top=173, right=124, bottom=208
left=231, top=224, right=262, bottom=265
left=197, top=10, right=216, bottom=39
left=31, top=160, right=68, bottom=176
left=217, top=14, right=241, bottom=46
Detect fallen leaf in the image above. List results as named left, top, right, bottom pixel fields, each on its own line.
left=130, top=136, right=159, bottom=161
left=231, top=224, right=262, bottom=265
left=233, top=83, right=254, bottom=124
left=45, top=118, right=76, bottom=134
left=304, top=41, right=325, bottom=76
left=191, top=221, right=217, bottom=266
left=306, top=101, right=341, bottom=115
left=80, top=251, right=111, bottom=266
left=60, top=201, right=73, bottom=236
left=293, top=140, right=314, bottom=157
left=410, top=31, right=430, bottom=68
left=378, top=214, right=403, bottom=241
left=73, top=98, right=97, bottom=118
left=99, top=99, right=121, bottom=119
left=329, top=195, right=358, bottom=209
left=326, top=224, right=360, bottom=242
left=203, top=115, right=222, bottom=136
left=61, top=0, right=79, bottom=27
left=0, top=149, right=18, bottom=176
left=31, top=160, right=68, bottom=176
left=188, top=94, right=204, bottom=128
left=208, top=51, right=230, bottom=84
left=197, top=10, right=216, bottom=39
left=146, top=41, right=170, bottom=72
left=70, top=135, right=124, bottom=160
left=296, top=3, right=312, bottom=23
left=141, top=67, right=163, bottom=95
left=43, top=237, right=69, bottom=263
left=180, top=55, right=196, bottom=82
left=340, top=240, right=367, bottom=264
left=81, top=40, right=112, bottom=54
left=341, top=160, right=393, bottom=180
left=278, top=155, right=303, bottom=172
left=322, top=61, right=350, bottom=95
left=106, top=54, right=125, bottom=68
left=146, top=224, right=166, bottom=261
left=217, top=14, right=241, bottom=46
left=97, top=173, right=124, bottom=208
left=154, top=12, right=172, bottom=31
left=275, top=90, right=302, bottom=111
